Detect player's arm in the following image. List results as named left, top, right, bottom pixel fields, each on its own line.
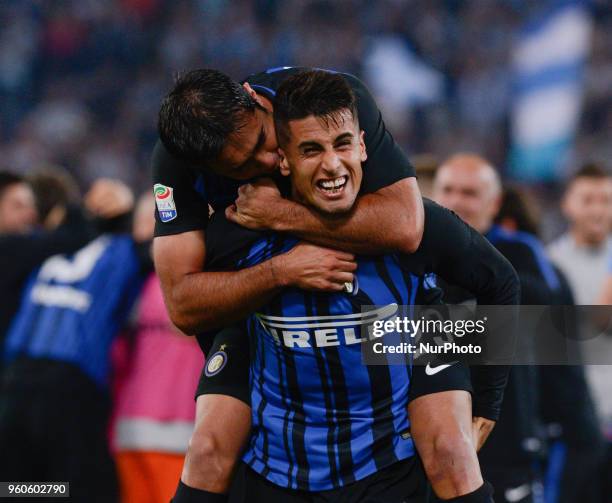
left=154, top=230, right=356, bottom=334
left=227, top=177, right=422, bottom=254
left=152, top=141, right=356, bottom=334
left=151, top=141, right=277, bottom=333
left=414, top=201, right=520, bottom=445
left=229, top=73, right=424, bottom=254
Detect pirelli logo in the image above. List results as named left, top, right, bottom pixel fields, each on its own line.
left=255, top=304, right=398, bottom=348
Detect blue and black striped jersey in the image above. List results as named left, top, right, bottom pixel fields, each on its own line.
left=225, top=232, right=418, bottom=491
left=4, top=235, right=144, bottom=388
left=203, top=199, right=520, bottom=491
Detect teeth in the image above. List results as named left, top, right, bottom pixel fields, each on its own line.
left=319, top=176, right=346, bottom=190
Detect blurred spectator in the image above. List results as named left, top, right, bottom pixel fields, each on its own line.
left=547, top=164, right=612, bottom=305
left=0, top=168, right=92, bottom=355
left=495, top=186, right=540, bottom=237
left=29, top=165, right=80, bottom=229
left=111, top=194, right=204, bottom=503
left=0, top=187, right=153, bottom=503
left=0, top=171, right=37, bottom=234
left=433, top=153, right=558, bottom=503
left=411, top=153, right=438, bottom=199
left=550, top=164, right=612, bottom=447
left=497, top=186, right=606, bottom=503
left=0, top=0, right=609, bottom=195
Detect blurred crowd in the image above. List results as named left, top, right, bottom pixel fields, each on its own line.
left=1, top=0, right=611, bottom=195
left=0, top=1, right=612, bottom=502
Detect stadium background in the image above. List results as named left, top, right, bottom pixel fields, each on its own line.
left=0, top=0, right=611, bottom=502
left=1, top=1, right=610, bottom=219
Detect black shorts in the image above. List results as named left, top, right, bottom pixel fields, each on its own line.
left=231, top=457, right=427, bottom=503
left=195, top=325, right=251, bottom=405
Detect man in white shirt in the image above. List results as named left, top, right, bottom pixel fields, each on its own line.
left=547, top=163, right=612, bottom=305
left=547, top=163, right=612, bottom=440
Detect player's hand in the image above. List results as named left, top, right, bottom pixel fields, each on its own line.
left=85, top=178, right=134, bottom=219
left=226, top=178, right=284, bottom=230
left=273, top=242, right=357, bottom=292
left=471, top=416, right=495, bottom=451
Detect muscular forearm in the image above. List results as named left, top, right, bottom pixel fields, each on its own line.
left=273, top=180, right=423, bottom=254
left=168, top=258, right=285, bottom=334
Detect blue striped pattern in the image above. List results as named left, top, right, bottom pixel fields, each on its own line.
left=236, top=235, right=416, bottom=491
left=4, top=235, right=143, bottom=388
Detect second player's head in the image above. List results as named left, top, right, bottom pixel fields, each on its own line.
left=158, top=69, right=279, bottom=180
left=274, top=71, right=366, bottom=215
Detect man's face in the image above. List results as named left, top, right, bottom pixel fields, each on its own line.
left=210, top=108, right=280, bottom=181
left=433, top=161, right=500, bottom=234
left=279, top=110, right=366, bottom=215
left=0, top=182, right=37, bottom=234
left=563, top=177, right=612, bottom=245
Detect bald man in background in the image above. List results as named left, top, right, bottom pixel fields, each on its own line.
left=433, top=154, right=548, bottom=503
left=433, top=154, right=605, bottom=503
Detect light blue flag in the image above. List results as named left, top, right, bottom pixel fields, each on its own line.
left=509, top=0, right=592, bottom=181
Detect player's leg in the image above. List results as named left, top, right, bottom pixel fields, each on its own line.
left=173, top=326, right=252, bottom=503
left=409, top=363, right=490, bottom=502
left=178, top=395, right=251, bottom=495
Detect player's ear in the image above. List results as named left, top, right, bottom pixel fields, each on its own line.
left=279, top=149, right=290, bottom=177
left=359, top=130, right=367, bottom=162
left=242, top=82, right=265, bottom=107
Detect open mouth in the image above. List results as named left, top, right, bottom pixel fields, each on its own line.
left=316, top=175, right=348, bottom=196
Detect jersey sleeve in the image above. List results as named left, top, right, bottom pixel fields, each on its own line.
left=343, top=74, right=416, bottom=194
left=151, top=140, right=210, bottom=237
left=204, top=211, right=266, bottom=270
left=405, top=200, right=520, bottom=421
left=403, top=200, right=520, bottom=306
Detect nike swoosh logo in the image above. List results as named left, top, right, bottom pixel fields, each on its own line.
left=504, top=483, right=531, bottom=502
left=425, top=362, right=457, bottom=376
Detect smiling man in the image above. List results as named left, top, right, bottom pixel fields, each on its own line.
left=176, top=71, right=519, bottom=503
left=154, top=66, right=425, bottom=503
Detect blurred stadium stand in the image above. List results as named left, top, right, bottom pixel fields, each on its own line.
left=0, top=0, right=610, bottom=199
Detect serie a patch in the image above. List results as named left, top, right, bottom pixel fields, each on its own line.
left=154, top=183, right=177, bottom=222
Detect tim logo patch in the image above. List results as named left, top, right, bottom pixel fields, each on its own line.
left=154, top=184, right=177, bottom=222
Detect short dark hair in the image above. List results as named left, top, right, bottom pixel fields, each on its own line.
left=0, top=171, right=25, bottom=200
left=28, top=166, right=80, bottom=222
left=274, top=70, right=358, bottom=147
left=158, top=69, right=262, bottom=165
left=568, top=162, right=608, bottom=186
left=495, top=185, right=540, bottom=237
